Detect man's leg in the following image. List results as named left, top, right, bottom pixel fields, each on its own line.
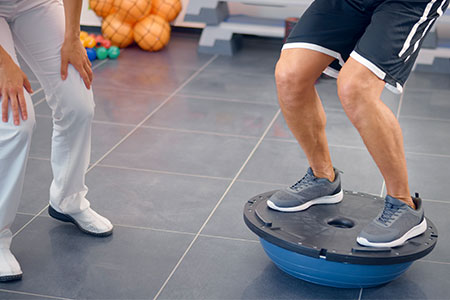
left=10, top=0, right=112, bottom=235
left=337, top=57, right=428, bottom=247
left=267, top=48, right=344, bottom=212
left=0, top=17, right=36, bottom=281
left=337, top=58, right=413, bottom=207
left=275, top=49, right=335, bottom=181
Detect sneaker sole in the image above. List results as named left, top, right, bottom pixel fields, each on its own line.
left=356, top=218, right=428, bottom=248
left=0, top=273, right=22, bottom=282
left=48, top=206, right=113, bottom=237
left=267, top=189, right=344, bottom=212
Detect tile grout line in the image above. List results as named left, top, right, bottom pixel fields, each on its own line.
left=93, top=85, right=172, bottom=97
left=404, top=151, right=450, bottom=159
left=33, top=96, right=47, bottom=107
left=199, top=233, right=259, bottom=243
left=358, top=287, right=363, bottom=300
left=404, top=85, right=450, bottom=93
left=27, top=156, right=49, bottom=161
left=14, top=211, right=261, bottom=244
left=30, top=87, right=43, bottom=97
left=153, top=109, right=281, bottom=300
left=31, top=114, right=263, bottom=140
left=113, top=224, right=197, bottom=236
left=12, top=205, right=52, bottom=238
left=400, top=114, right=450, bottom=123
left=0, top=288, right=73, bottom=300
left=236, top=178, right=286, bottom=187
left=110, top=224, right=260, bottom=244
left=419, top=259, right=450, bottom=265
left=85, top=54, right=219, bottom=174
left=176, top=93, right=279, bottom=107
left=264, top=138, right=450, bottom=159
left=16, top=212, right=36, bottom=216
left=96, top=163, right=233, bottom=181
left=140, top=125, right=259, bottom=140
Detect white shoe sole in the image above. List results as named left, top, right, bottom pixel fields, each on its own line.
left=357, top=218, right=428, bottom=248
left=267, top=189, right=344, bottom=212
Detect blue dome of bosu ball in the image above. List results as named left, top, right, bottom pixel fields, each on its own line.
left=243, top=190, right=437, bottom=288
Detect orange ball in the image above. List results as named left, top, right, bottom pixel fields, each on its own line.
left=134, top=15, right=171, bottom=51
left=151, top=0, right=181, bottom=22
left=89, top=0, right=116, bottom=18
left=80, top=31, right=89, bottom=40
left=113, top=0, right=152, bottom=24
left=102, top=13, right=134, bottom=48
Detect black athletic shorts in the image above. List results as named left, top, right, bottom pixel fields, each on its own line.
left=284, top=0, right=449, bottom=93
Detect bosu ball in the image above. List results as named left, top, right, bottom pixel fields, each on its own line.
left=243, top=190, right=437, bottom=288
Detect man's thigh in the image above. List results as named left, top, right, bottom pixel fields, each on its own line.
left=352, top=0, right=449, bottom=93
left=283, top=0, right=372, bottom=78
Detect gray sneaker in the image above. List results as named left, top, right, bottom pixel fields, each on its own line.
left=267, top=167, right=343, bottom=212
left=357, top=194, right=427, bottom=248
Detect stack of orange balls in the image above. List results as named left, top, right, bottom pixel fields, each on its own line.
left=89, top=0, right=182, bottom=51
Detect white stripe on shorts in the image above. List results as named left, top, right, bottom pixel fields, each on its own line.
left=350, top=51, right=386, bottom=79
left=398, top=0, right=437, bottom=58
left=405, top=19, right=436, bottom=62
left=405, top=0, right=446, bottom=61
left=282, top=42, right=345, bottom=66
left=350, top=51, right=403, bottom=94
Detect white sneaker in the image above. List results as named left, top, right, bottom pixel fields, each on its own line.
left=0, top=231, right=22, bottom=282
left=48, top=206, right=113, bottom=237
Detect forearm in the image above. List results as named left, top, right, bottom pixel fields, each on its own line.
left=62, top=0, right=83, bottom=40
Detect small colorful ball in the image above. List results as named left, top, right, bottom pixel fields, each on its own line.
left=83, top=36, right=97, bottom=48
left=113, top=0, right=152, bottom=24
left=101, top=13, right=134, bottom=48
left=101, top=39, right=112, bottom=48
left=108, top=46, right=120, bottom=59
left=86, top=48, right=97, bottom=61
left=151, top=0, right=181, bottom=22
left=133, top=15, right=171, bottom=52
left=96, top=47, right=109, bottom=60
left=80, top=31, right=89, bottom=40
left=89, top=0, right=116, bottom=18
left=95, top=35, right=104, bottom=45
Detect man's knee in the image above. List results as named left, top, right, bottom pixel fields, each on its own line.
left=337, top=74, right=365, bottom=113
left=275, top=57, right=316, bottom=109
left=337, top=59, right=385, bottom=120
left=276, top=56, right=316, bottom=90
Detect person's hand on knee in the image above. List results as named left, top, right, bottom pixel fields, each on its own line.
left=0, top=47, right=32, bottom=125
left=60, top=36, right=93, bottom=89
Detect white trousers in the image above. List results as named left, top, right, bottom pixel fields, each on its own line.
left=0, top=0, right=94, bottom=244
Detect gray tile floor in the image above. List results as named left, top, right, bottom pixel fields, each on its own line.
left=2, top=32, right=450, bottom=299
